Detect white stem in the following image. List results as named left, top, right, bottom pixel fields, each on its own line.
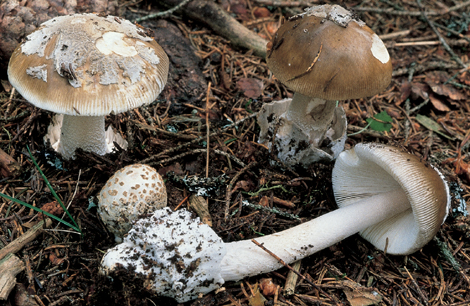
left=285, top=92, right=336, bottom=145
left=57, top=115, right=108, bottom=159
left=220, top=188, right=409, bottom=281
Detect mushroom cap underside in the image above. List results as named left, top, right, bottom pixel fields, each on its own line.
left=332, top=143, right=450, bottom=255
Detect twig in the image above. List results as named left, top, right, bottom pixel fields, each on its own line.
left=242, top=200, right=300, bottom=220
left=140, top=112, right=257, bottom=165
left=392, top=61, right=461, bottom=77
left=403, top=266, right=429, bottom=305
left=149, top=148, right=246, bottom=168
left=133, top=0, right=192, bottom=22
left=225, top=161, right=259, bottom=219
left=158, top=0, right=268, bottom=58
left=251, top=239, right=340, bottom=306
left=205, top=82, right=211, bottom=178
left=284, top=260, right=302, bottom=295
left=0, top=219, right=52, bottom=260
left=416, top=0, right=467, bottom=69
left=254, top=0, right=317, bottom=6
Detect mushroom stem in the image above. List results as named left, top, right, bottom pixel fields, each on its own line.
left=285, top=92, right=336, bottom=146
left=57, top=115, right=108, bottom=159
left=220, top=188, right=409, bottom=281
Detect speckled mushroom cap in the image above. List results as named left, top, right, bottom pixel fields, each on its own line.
left=332, top=143, right=450, bottom=254
left=7, top=13, right=169, bottom=116
left=266, top=5, right=392, bottom=101
left=98, top=164, right=167, bottom=240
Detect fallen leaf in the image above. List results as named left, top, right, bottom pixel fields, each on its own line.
left=248, top=284, right=267, bottom=306
left=429, top=93, right=451, bottom=112
left=444, top=157, right=470, bottom=182
left=425, top=71, right=466, bottom=101
left=259, top=196, right=269, bottom=207
left=237, top=78, right=264, bottom=99
left=253, top=7, right=271, bottom=18
left=336, top=280, right=383, bottom=306
left=410, top=82, right=429, bottom=100
left=395, top=81, right=411, bottom=105
left=415, top=114, right=454, bottom=140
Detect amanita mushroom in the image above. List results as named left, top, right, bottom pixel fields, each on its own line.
left=98, top=164, right=167, bottom=242
left=100, top=207, right=226, bottom=302
left=7, top=13, right=169, bottom=159
left=258, top=5, right=392, bottom=166
left=101, top=143, right=449, bottom=302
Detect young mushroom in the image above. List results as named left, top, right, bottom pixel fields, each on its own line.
left=101, top=143, right=449, bottom=302
left=98, top=164, right=167, bottom=242
left=7, top=13, right=169, bottom=159
left=258, top=5, right=392, bottom=166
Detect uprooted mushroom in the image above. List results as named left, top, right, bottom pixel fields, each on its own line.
left=100, top=143, right=449, bottom=303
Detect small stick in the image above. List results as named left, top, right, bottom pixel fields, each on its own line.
left=416, top=0, right=467, bottom=69
left=174, top=195, right=190, bottom=211
left=133, top=0, right=192, bottom=22
left=205, top=82, right=211, bottom=178
left=225, top=161, right=259, bottom=219
left=251, top=239, right=340, bottom=306
left=140, top=113, right=258, bottom=165
left=284, top=260, right=302, bottom=295
left=0, top=219, right=52, bottom=260
left=0, top=253, right=25, bottom=300
left=403, top=266, right=429, bottom=305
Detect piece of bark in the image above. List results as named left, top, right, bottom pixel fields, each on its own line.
left=0, top=254, right=25, bottom=301
left=0, top=219, right=52, bottom=261
left=188, top=194, right=212, bottom=226
left=0, top=0, right=119, bottom=76
left=161, top=0, right=268, bottom=58
left=138, top=19, right=207, bottom=108
left=0, top=148, right=21, bottom=178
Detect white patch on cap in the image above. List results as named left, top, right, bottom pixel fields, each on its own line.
left=95, top=32, right=138, bottom=57
left=371, top=34, right=390, bottom=64
left=26, top=65, right=48, bottom=82
left=71, top=17, right=87, bottom=24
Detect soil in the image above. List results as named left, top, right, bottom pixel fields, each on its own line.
left=1, top=0, right=470, bottom=305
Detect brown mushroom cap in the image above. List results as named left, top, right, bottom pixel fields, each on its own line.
left=266, top=5, right=392, bottom=100
left=8, top=13, right=169, bottom=116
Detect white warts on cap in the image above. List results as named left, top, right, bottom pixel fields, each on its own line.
left=26, top=65, right=48, bottom=82
left=371, top=34, right=390, bottom=64
left=95, top=32, right=138, bottom=57
left=303, top=4, right=365, bottom=27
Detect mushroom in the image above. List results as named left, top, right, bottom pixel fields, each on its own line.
left=101, top=143, right=450, bottom=302
left=100, top=207, right=226, bottom=302
left=7, top=13, right=169, bottom=159
left=258, top=4, right=392, bottom=166
left=98, top=164, right=167, bottom=242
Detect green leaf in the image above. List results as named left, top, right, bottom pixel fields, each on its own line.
left=415, top=114, right=454, bottom=140
left=366, top=111, right=393, bottom=132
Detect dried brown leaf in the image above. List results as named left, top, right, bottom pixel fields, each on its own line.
left=337, top=280, right=382, bottom=306
left=429, top=93, right=451, bottom=112
left=237, top=78, right=264, bottom=99
left=425, top=71, right=466, bottom=100
left=410, top=82, right=429, bottom=100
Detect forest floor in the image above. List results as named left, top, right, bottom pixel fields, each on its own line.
left=1, top=0, right=470, bottom=305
